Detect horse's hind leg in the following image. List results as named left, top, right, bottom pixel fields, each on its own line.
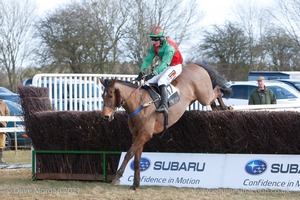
left=216, top=96, right=228, bottom=110
left=210, top=86, right=228, bottom=110
left=210, top=101, right=218, bottom=110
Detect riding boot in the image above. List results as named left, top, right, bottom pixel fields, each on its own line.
left=156, top=85, right=168, bottom=114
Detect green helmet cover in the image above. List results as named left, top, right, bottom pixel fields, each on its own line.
left=149, top=26, right=164, bottom=37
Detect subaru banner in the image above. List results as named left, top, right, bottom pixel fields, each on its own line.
left=222, top=154, right=300, bottom=191
left=118, top=152, right=225, bottom=188
left=118, top=152, right=300, bottom=191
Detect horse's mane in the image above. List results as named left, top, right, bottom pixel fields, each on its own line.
left=117, top=80, right=139, bottom=88
left=194, top=62, right=232, bottom=98
left=103, top=79, right=139, bottom=89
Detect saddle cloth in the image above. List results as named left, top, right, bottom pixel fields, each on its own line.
left=142, top=84, right=180, bottom=109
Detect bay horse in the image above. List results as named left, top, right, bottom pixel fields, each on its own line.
left=100, top=62, right=232, bottom=190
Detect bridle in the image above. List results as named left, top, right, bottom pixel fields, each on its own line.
left=102, top=87, right=121, bottom=110
left=102, top=80, right=158, bottom=117
left=102, top=83, right=142, bottom=112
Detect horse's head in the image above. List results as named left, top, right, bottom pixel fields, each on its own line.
left=101, top=78, right=122, bottom=122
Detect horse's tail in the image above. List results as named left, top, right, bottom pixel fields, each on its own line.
left=196, top=62, right=232, bottom=98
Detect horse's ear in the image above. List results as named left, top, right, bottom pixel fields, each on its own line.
left=100, top=78, right=110, bottom=87
left=100, top=78, right=105, bottom=85
left=111, top=78, right=117, bottom=86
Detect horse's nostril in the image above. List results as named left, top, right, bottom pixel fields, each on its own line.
left=102, top=115, right=111, bottom=121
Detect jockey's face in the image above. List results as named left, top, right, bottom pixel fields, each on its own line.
left=151, top=37, right=160, bottom=47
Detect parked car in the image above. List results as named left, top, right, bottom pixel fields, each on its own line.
left=0, top=86, right=20, bottom=104
left=4, top=99, right=31, bottom=150
left=223, top=81, right=300, bottom=106
left=22, top=78, right=32, bottom=86
left=275, top=79, right=300, bottom=92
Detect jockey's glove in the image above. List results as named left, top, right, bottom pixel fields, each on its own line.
left=135, top=72, right=144, bottom=81
left=145, top=73, right=155, bottom=81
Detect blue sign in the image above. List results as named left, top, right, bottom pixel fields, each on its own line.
left=130, top=157, right=151, bottom=171
left=245, top=160, right=267, bottom=175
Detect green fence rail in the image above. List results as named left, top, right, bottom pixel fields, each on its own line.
left=32, top=150, right=122, bottom=182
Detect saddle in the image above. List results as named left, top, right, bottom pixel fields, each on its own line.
left=142, top=84, right=180, bottom=109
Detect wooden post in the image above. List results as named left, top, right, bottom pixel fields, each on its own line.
left=0, top=147, right=4, bottom=164
left=14, top=119, right=17, bottom=154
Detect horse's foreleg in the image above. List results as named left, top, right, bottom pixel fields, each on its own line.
left=111, top=132, right=152, bottom=189
left=111, top=150, right=133, bottom=186
left=130, top=147, right=143, bottom=190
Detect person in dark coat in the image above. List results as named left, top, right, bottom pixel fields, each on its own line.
left=248, top=76, right=276, bottom=105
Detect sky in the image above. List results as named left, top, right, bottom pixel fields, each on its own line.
left=198, top=0, right=273, bottom=25
left=35, top=0, right=72, bottom=16
left=35, top=0, right=276, bottom=26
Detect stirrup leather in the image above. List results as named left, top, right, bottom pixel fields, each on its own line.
left=156, top=105, right=168, bottom=113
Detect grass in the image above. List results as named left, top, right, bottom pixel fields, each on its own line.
left=0, top=168, right=299, bottom=200
left=1, top=151, right=299, bottom=199
left=3, top=149, right=31, bottom=164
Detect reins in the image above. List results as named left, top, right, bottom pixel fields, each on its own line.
left=120, top=85, right=142, bottom=107
left=103, top=79, right=168, bottom=137
left=103, top=83, right=146, bottom=117
left=104, top=81, right=163, bottom=128
left=123, top=84, right=160, bottom=117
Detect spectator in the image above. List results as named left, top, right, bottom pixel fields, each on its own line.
left=0, top=99, right=10, bottom=164
left=248, top=76, right=276, bottom=105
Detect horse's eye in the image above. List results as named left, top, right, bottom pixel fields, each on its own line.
left=107, top=91, right=113, bottom=98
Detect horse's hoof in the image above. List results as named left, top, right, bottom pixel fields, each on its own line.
left=111, top=178, right=120, bottom=186
left=129, top=185, right=137, bottom=190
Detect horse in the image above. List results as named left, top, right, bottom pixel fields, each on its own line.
left=100, top=62, right=232, bottom=190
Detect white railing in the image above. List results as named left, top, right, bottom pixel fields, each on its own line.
left=32, top=74, right=136, bottom=111
left=0, top=116, right=26, bottom=151
left=32, top=73, right=209, bottom=111
left=0, top=116, right=25, bottom=132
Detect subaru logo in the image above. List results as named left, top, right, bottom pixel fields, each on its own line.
left=130, top=157, right=151, bottom=171
left=245, top=160, right=267, bottom=175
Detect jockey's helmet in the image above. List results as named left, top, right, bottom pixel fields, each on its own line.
left=149, top=26, right=164, bottom=38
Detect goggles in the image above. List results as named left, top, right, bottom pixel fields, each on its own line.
left=151, top=37, right=160, bottom=41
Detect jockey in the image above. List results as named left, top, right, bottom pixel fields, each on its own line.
left=135, top=26, right=183, bottom=114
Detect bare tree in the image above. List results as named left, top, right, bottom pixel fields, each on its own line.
left=261, top=27, right=300, bottom=71
left=36, top=0, right=129, bottom=73
left=200, top=23, right=250, bottom=64
left=0, top=0, right=36, bottom=91
left=199, top=22, right=251, bottom=80
left=233, top=0, right=271, bottom=70
left=268, top=0, right=300, bottom=47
